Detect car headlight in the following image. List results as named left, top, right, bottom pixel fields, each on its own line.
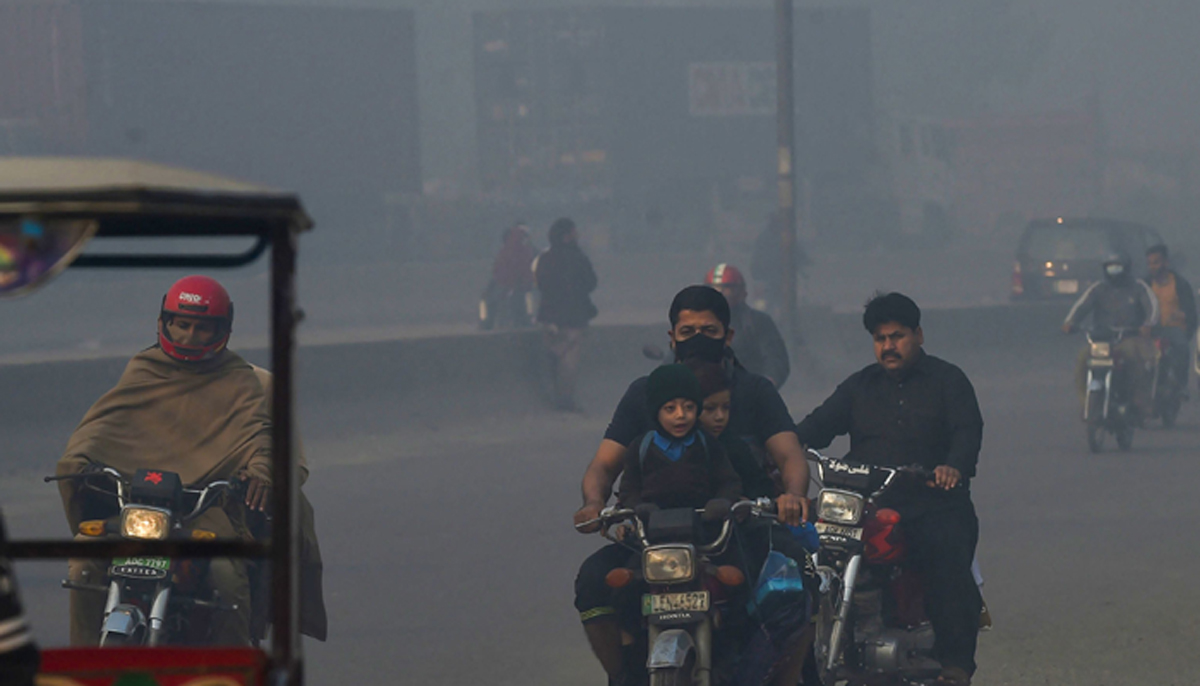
left=1090, top=341, right=1111, bottom=358
left=120, top=506, right=171, bottom=540
left=818, top=490, right=864, bottom=525
left=643, top=545, right=695, bottom=583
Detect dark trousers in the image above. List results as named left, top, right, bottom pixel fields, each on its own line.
left=898, top=498, right=982, bottom=675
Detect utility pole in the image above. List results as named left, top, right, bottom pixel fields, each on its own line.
left=775, top=0, right=798, bottom=345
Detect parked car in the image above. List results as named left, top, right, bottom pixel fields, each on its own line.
left=1010, top=217, right=1164, bottom=301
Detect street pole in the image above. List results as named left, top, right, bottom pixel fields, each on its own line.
left=775, top=0, right=798, bottom=346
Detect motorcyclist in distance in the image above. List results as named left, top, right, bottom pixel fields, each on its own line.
left=1144, top=244, right=1196, bottom=394
left=1062, top=254, right=1158, bottom=418
left=705, top=263, right=791, bottom=388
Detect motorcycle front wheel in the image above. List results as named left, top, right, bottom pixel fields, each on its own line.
left=648, top=652, right=695, bottom=686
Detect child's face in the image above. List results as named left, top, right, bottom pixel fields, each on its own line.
left=699, top=389, right=732, bottom=437
left=658, top=398, right=698, bottom=438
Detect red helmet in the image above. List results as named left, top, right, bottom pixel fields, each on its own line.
left=158, top=275, right=234, bottom=362
left=705, top=263, right=746, bottom=287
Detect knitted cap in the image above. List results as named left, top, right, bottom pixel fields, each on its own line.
left=647, top=363, right=703, bottom=413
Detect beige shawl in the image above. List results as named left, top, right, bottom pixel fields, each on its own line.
left=57, top=347, right=272, bottom=531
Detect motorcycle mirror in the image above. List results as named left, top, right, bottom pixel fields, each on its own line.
left=0, top=217, right=96, bottom=299
left=642, top=344, right=665, bottom=361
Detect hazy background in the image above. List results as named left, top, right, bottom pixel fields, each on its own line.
left=3, top=2, right=1200, bottom=685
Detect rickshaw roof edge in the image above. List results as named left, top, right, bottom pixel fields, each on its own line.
left=0, top=157, right=313, bottom=232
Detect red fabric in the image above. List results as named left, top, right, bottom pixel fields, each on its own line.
left=492, top=228, right=537, bottom=290
left=39, top=647, right=267, bottom=685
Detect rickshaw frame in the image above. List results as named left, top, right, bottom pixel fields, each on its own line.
left=0, top=157, right=311, bottom=685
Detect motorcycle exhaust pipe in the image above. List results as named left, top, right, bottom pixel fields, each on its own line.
left=826, top=554, right=862, bottom=673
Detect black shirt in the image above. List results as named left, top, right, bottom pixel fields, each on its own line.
left=605, top=363, right=796, bottom=450
left=794, top=352, right=983, bottom=479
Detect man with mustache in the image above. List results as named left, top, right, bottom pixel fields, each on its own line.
left=795, top=292, right=984, bottom=686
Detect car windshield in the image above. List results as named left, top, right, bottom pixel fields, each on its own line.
left=1025, top=226, right=1112, bottom=260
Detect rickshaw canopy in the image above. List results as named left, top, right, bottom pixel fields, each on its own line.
left=0, top=157, right=312, bottom=235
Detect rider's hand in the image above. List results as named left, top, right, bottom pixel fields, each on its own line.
left=775, top=493, right=809, bottom=526
left=927, top=465, right=962, bottom=491
left=574, top=502, right=605, bottom=533
left=241, top=475, right=271, bottom=512
left=1062, top=323, right=1074, bottom=334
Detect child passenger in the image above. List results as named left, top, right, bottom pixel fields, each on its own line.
left=688, top=361, right=780, bottom=500
left=617, top=363, right=742, bottom=510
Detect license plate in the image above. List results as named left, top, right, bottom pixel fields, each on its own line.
left=815, top=522, right=863, bottom=540
left=643, top=591, right=709, bottom=615
left=1054, top=279, right=1079, bottom=294
left=110, top=556, right=171, bottom=579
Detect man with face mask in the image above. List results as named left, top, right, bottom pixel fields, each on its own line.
left=795, top=292, right=985, bottom=685
left=571, top=285, right=811, bottom=682
left=1062, top=254, right=1158, bottom=416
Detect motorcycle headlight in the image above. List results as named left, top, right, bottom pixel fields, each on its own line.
left=1091, top=341, right=1111, bottom=358
left=643, top=545, right=695, bottom=583
left=818, top=490, right=864, bottom=525
left=120, top=506, right=171, bottom=540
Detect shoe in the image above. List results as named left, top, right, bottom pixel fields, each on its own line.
left=936, top=666, right=972, bottom=685
left=979, top=602, right=993, bottom=631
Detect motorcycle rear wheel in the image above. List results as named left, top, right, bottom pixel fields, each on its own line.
left=1086, top=424, right=1105, bottom=453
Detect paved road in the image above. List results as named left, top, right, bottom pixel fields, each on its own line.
left=3, top=327, right=1199, bottom=686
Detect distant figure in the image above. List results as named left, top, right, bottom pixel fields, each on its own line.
left=535, top=218, right=598, bottom=411
left=480, top=222, right=537, bottom=330
left=706, top=263, right=791, bottom=389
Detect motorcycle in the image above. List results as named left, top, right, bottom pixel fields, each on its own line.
left=1150, top=331, right=1185, bottom=428
left=576, top=499, right=778, bottom=686
left=808, top=451, right=945, bottom=685
left=48, top=465, right=244, bottom=646
left=1081, top=327, right=1137, bottom=452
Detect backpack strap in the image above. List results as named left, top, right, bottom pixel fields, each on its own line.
left=638, top=432, right=655, bottom=468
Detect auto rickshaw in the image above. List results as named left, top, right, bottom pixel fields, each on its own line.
left=0, top=157, right=311, bottom=686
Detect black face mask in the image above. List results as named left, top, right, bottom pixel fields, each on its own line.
left=673, top=333, right=727, bottom=364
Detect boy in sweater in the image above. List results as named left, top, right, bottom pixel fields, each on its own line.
left=574, top=363, right=742, bottom=685
left=617, top=363, right=743, bottom=509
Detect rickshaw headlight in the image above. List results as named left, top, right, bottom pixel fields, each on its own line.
left=643, top=546, right=695, bottom=583
left=818, top=490, right=865, bottom=525
left=121, top=506, right=170, bottom=540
